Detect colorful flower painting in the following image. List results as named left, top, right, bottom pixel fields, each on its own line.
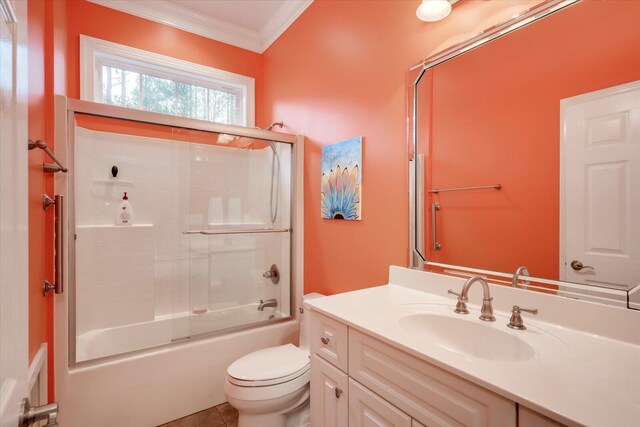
left=321, top=137, right=362, bottom=220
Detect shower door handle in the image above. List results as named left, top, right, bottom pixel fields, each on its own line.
left=432, top=202, right=441, bottom=250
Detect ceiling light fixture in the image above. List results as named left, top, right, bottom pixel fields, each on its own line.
left=416, top=0, right=452, bottom=22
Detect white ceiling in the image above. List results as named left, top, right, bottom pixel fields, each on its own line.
left=88, top=0, right=313, bottom=53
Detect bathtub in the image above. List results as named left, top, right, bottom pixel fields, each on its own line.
left=76, top=303, right=282, bottom=362
left=57, top=307, right=298, bottom=427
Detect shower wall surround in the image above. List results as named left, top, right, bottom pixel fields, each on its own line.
left=73, top=126, right=292, bottom=361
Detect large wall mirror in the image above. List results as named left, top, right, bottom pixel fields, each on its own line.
left=408, top=0, right=640, bottom=308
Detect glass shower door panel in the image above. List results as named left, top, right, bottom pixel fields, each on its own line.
left=178, top=132, right=293, bottom=338
left=72, top=114, right=184, bottom=362
left=183, top=232, right=291, bottom=337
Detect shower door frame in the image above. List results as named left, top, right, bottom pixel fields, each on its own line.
left=54, top=96, right=304, bottom=367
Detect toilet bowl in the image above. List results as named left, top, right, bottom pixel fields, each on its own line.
left=224, top=293, right=323, bottom=427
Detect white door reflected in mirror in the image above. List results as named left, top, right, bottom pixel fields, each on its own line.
left=561, top=81, right=640, bottom=288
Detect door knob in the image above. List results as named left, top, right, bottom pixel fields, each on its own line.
left=570, top=260, right=594, bottom=271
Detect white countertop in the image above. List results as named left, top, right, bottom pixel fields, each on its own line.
left=306, top=267, right=640, bottom=427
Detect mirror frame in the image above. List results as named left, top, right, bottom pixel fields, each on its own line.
left=406, top=0, right=640, bottom=309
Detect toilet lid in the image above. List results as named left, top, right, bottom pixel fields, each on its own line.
left=227, top=344, right=310, bottom=386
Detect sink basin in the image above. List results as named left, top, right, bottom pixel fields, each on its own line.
left=398, top=312, right=535, bottom=361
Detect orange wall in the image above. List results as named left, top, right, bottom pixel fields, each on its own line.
left=28, top=0, right=50, bottom=369
left=262, top=0, right=538, bottom=295
left=28, top=0, right=67, bottom=400
left=426, top=1, right=640, bottom=279
left=66, top=0, right=264, bottom=123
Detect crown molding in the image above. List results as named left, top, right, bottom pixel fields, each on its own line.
left=260, top=0, right=313, bottom=52
left=87, top=0, right=314, bottom=54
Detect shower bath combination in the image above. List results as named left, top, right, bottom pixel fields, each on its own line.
left=52, top=96, right=304, bottom=426
left=67, top=111, right=294, bottom=362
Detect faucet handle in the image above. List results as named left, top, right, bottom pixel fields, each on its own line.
left=515, top=306, right=538, bottom=315
left=507, top=305, right=538, bottom=330
left=447, top=289, right=467, bottom=301
left=448, top=289, right=469, bottom=314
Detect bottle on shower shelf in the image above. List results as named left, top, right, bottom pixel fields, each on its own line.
left=116, top=192, right=134, bottom=225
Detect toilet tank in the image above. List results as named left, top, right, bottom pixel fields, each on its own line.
left=300, top=293, right=325, bottom=353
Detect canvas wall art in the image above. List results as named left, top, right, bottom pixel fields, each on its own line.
left=321, top=137, right=362, bottom=220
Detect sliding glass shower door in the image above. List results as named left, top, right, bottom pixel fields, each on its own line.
left=172, top=130, right=292, bottom=340
left=71, top=112, right=293, bottom=363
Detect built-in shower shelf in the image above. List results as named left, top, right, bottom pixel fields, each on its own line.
left=93, top=178, right=135, bottom=186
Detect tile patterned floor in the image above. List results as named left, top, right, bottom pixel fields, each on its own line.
left=159, top=402, right=238, bottom=427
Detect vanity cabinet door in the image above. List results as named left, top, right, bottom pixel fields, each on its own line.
left=349, top=378, right=411, bottom=427
left=311, top=354, right=348, bottom=427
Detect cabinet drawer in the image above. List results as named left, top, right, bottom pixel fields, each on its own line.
left=311, top=354, right=348, bottom=427
left=310, top=310, right=348, bottom=372
left=349, top=329, right=516, bottom=427
left=349, top=378, right=411, bottom=427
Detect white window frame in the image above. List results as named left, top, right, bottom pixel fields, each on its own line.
left=80, top=35, right=255, bottom=127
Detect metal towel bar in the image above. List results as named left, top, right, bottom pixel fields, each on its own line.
left=428, top=184, right=501, bottom=194
left=182, top=228, right=290, bottom=236
left=28, top=139, right=68, bottom=173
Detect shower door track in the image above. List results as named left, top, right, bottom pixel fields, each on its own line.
left=183, top=228, right=291, bottom=236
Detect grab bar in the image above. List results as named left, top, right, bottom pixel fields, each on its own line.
left=182, top=228, right=290, bottom=236
left=28, top=139, right=68, bottom=173
left=43, top=195, right=64, bottom=296
left=55, top=195, right=63, bottom=294
left=428, top=184, right=501, bottom=194
left=432, top=202, right=441, bottom=250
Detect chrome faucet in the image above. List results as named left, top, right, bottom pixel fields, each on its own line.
left=257, top=298, right=278, bottom=311
left=512, top=266, right=530, bottom=290
left=448, top=276, right=496, bottom=322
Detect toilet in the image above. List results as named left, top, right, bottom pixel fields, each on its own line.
left=224, top=293, right=324, bottom=427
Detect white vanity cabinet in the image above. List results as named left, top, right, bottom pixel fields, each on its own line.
left=349, top=329, right=516, bottom=426
left=310, top=310, right=566, bottom=427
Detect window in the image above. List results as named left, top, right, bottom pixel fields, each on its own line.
left=80, top=36, right=254, bottom=126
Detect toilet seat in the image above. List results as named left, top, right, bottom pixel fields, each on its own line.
left=227, top=344, right=310, bottom=387
left=225, top=368, right=310, bottom=401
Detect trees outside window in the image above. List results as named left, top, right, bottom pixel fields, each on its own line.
left=101, top=65, right=238, bottom=125
left=81, top=36, right=254, bottom=127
